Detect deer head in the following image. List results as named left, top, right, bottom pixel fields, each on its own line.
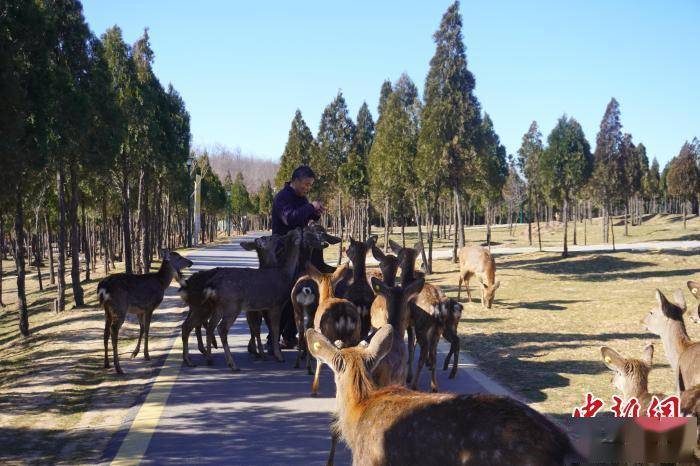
left=371, top=245, right=400, bottom=287
left=601, top=344, right=653, bottom=400
left=686, top=280, right=700, bottom=324
left=482, top=280, right=501, bottom=309
left=643, top=289, right=687, bottom=335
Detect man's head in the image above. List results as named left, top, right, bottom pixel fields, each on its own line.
left=290, top=165, right=315, bottom=197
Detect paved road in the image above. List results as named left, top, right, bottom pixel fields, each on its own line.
left=103, top=235, right=501, bottom=466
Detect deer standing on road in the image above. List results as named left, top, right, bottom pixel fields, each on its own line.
left=340, top=236, right=378, bottom=338
left=307, top=325, right=582, bottom=466
left=98, top=250, right=193, bottom=374
left=457, top=245, right=500, bottom=309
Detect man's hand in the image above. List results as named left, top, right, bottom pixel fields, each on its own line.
left=312, top=201, right=325, bottom=214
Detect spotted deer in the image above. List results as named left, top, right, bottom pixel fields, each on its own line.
left=305, top=262, right=361, bottom=396
left=306, top=325, right=583, bottom=466
left=457, top=245, right=500, bottom=309
left=98, top=250, right=193, bottom=374
left=642, top=289, right=700, bottom=393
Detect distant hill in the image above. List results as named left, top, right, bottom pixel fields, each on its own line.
left=197, top=144, right=279, bottom=193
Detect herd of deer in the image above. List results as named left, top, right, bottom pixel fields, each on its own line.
left=95, top=224, right=700, bottom=465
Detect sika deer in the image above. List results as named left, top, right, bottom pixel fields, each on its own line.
left=340, top=236, right=378, bottom=338
left=368, top=245, right=400, bottom=330
left=98, top=250, right=193, bottom=374
left=457, top=245, right=500, bottom=309
left=306, top=325, right=582, bottom=466
left=600, top=343, right=664, bottom=412
left=407, top=284, right=463, bottom=392
left=292, top=274, right=320, bottom=374
left=687, top=280, right=700, bottom=324
left=305, top=263, right=361, bottom=396
left=199, top=227, right=326, bottom=371
left=642, top=289, right=700, bottom=392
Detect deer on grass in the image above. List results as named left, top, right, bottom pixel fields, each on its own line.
left=642, top=289, right=700, bottom=393
left=600, top=343, right=664, bottom=412
left=197, top=227, right=327, bottom=371
left=98, top=250, right=193, bottom=374
left=307, top=324, right=582, bottom=466
left=305, top=263, right=361, bottom=396
left=457, top=245, right=500, bottom=309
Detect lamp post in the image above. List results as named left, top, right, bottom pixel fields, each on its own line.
left=186, top=157, right=193, bottom=247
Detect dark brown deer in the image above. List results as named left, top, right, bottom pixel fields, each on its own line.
left=642, top=289, right=700, bottom=392
left=305, top=262, right=361, bottom=396
left=307, top=325, right=583, bottom=466
left=340, top=236, right=378, bottom=338
left=196, top=227, right=326, bottom=371
left=98, top=250, right=193, bottom=374
left=457, top=245, right=500, bottom=309
left=292, top=274, right=320, bottom=374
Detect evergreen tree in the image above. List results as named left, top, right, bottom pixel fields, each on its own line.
left=377, top=79, right=393, bottom=120
left=517, top=121, right=545, bottom=248
left=339, top=102, right=374, bottom=201
left=416, top=1, right=481, bottom=271
left=275, top=109, right=315, bottom=189
left=230, top=172, right=252, bottom=223
left=590, top=97, right=625, bottom=247
left=667, top=140, right=700, bottom=228
left=540, top=116, right=593, bottom=257
left=643, top=157, right=661, bottom=209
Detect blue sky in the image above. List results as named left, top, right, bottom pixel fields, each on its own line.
left=82, top=0, right=699, bottom=168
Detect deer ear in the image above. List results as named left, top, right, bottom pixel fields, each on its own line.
left=371, top=276, right=388, bottom=296
left=641, top=343, right=654, bottom=367
left=240, top=241, right=256, bottom=251
left=688, top=281, right=700, bottom=301
left=367, top=235, right=378, bottom=248
left=162, top=249, right=170, bottom=261
left=673, top=289, right=687, bottom=312
left=324, top=232, right=342, bottom=245
left=306, top=329, right=340, bottom=368
left=388, top=239, right=403, bottom=255
left=404, top=278, right=425, bottom=302
left=601, top=346, right=626, bottom=372
left=371, top=245, right=386, bottom=262
left=493, top=280, right=501, bottom=291
left=364, top=324, right=394, bottom=370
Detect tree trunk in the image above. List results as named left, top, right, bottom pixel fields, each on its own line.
left=141, top=172, right=152, bottom=272
left=609, top=200, right=616, bottom=252
left=102, top=196, right=109, bottom=275
left=383, top=196, right=390, bottom=253
left=683, top=200, right=687, bottom=229
left=572, top=199, right=577, bottom=246
left=535, top=196, right=543, bottom=252
left=413, top=195, right=429, bottom=274
left=14, top=182, right=29, bottom=336
left=121, top=156, right=132, bottom=274
left=452, top=190, right=458, bottom=263
left=562, top=198, right=569, bottom=258
left=624, top=199, right=629, bottom=236
left=0, top=214, right=4, bottom=307
left=485, top=202, right=492, bottom=249
left=337, top=192, right=343, bottom=266
left=69, top=159, right=84, bottom=306
left=57, top=164, right=67, bottom=312
left=81, top=200, right=90, bottom=282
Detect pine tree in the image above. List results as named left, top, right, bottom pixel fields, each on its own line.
left=275, top=109, right=315, bottom=189
left=517, top=121, right=545, bottom=249
left=416, top=1, right=481, bottom=271
left=667, top=140, right=700, bottom=229
left=540, top=116, right=593, bottom=257
left=377, top=79, right=393, bottom=120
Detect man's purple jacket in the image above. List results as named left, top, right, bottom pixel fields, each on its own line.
left=271, top=182, right=320, bottom=235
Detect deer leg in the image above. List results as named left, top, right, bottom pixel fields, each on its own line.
left=406, top=326, right=416, bottom=384
left=195, top=325, right=206, bottom=355
left=110, top=315, right=126, bottom=375
left=218, top=313, right=240, bottom=372
left=268, top=307, right=284, bottom=362
left=294, top=305, right=305, bottom=369
left=205, top=313, right=220, bottom=365
left=181, top=312, right=196, bottom=367
left=103, top=310, right=111, bottom=368
left=448, top=331, right=460, bottom=379
left=411, top=341, right=428, bottom=391
left=246, top=312, right=261, bottom=357
left=457, top=276, right=462, bottom=301
left=429, top=338, right=439, bottom=393
left=327, top=430, right=338, bottom=466
left=143, top=311, right=153, bottom=361
left=131, top=313, right=144, bottom=359
left=466, top=278, right=473, bottom=303
left=312, top=358, right=322, bottom=396
left=254, top=313, right=267, bottom=361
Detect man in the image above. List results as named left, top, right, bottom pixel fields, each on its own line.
left=268, top=165, right=324, bottom=349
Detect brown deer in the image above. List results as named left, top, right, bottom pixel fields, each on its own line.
left=600, top=343, right=664, bottom=412
left=457, top=245, right=500, bottom=309
left=305, top=262, right=361, bottom=396
left=642, top=289, right=700, bottom=393
left=340, top=236, right=378, bottom=338
left=198, top=227, right=327, bottom=371
left=98, top=250, right=193, bottom=374
left=368, top=245, right=400, bottom=330
left=687, top=280, right=700, bottom=324
left=292, top=274, right=320, bottom=374
left=306, top=325, right=583, bottom=466
left=407, top=284, right=463, bottom=392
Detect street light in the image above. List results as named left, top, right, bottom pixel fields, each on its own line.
left=186, top=157, right=193, bottom=247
